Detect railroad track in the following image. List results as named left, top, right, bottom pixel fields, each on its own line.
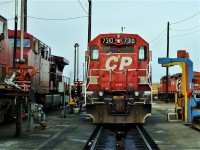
left=84, top=124, right=158, bottom=150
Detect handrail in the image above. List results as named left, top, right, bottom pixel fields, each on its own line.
left=146, top=64, right=152, bottom=88
left=6, top=65, right=37, bottom=81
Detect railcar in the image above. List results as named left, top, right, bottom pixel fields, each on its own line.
left=158, top=73, right=182, bottom=101
left=85, top=33, right=152, bottom=124
left=0, top=15, right=14, bottom=123
left=158, top=72, right=200, bottom=101
left=8, top=29, right=70, bottom=110
left=0, top=15, right=70, bottom=123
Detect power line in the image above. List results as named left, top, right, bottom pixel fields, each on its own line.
left=8, top=15, right=88, bottom=21
left=151, top=32, right=167, bottom=48
left=0, top=0, right=14, bottom=4
left=27, top=15, right=88, bottom=21
left=150, top=11, right=200, bottom=46
left=151, top=38, right=166, bottom=49
left=149, top=28, right=166, bottom=43
left=170, top=29, right=200, bottom=38
left=7, top=17, right=14, bottom=20
left=78, top=0, right=88, bottom=15
left=170, top=25, right=200, bottom=31
left=171, top=11, right=200, bottom=25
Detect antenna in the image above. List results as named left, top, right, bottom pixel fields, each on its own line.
left=121, top=27, right=125, bottom=33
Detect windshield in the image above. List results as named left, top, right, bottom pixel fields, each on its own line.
left=102, top=45, right=134, bottom=53
left=9, top=38, right=31, bottom=48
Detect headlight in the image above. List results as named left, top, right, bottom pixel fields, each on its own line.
left=99, top=91, right=104, bottom=96
left=135, top=91, right=139, bottom=96
left=117, top=39, right=121, bottom=44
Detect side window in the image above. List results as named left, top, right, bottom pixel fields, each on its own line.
left=139, top=46, right=147, bottom=61
left=3, top=23, right=7, bottom=38
left=34, top=40, right=39, bottom=54
left=149, top=50, right=152, bottom=61
left=0, top=20, right=5, bottom=40
left=90, top=45, right=99, bottom=60
left=23, top=39, right=31, bottom=47
left=9, top=38, right=30, bottom=48
left=0, top=21, right=3, bottom=34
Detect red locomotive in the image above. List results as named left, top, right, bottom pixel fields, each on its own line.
left=85, top=33, right=152, bottom=124
left=0, top=15, right=70, bottom=123
left=0, top=15, right=14, bottom=123
left=158, top=73, right=182, bottom=101
left=8, top=29, right=70, bottom=108
left=158, top=72, right=200, bottom=101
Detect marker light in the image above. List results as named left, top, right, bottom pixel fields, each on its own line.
left=135, top=91, right=139, bottom=97
left=116, top=34, right=120, bottom=38
left=99, top=91, right=104, bottom=96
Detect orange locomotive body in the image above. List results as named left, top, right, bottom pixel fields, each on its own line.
left=86, top=33, right=152, bottom=124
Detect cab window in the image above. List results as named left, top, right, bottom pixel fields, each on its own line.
left=3, top=22, right=7, bottom=38
left=0, top=20, right=5, bottom=39
left=9, top=38, right=31, bottom=48
left=120, top=46, right=134, bottom=53
left=0, top=21, right=3, bottom=34
left=139, top=46, right=147, bottom=61
left=103, top=46, right=117, bottom=53
left=90, top=45, right=99, bottom=60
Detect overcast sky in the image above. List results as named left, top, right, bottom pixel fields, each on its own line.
left=0, top=0, right=200, bottom=83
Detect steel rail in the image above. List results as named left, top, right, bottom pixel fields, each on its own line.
left=136, top=125, right=152, bottom=150
left=90, top=126, right=103, bottom=150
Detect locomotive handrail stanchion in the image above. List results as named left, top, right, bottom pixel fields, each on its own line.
left=125, top=69, right=128, bottom=91
left=146, top=64, right=152, bottom=87
left=110, top=69, right=112, bottom=90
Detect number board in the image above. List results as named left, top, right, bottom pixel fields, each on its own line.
left=101, top=38, right=115, bottom=44
left=122, top=38, right=136, bottom=44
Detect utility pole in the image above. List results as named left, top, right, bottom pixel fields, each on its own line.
left=24, top=0, right=27, bottom=32
left=165, top=22, right=170, bottom=103
left=20, top=0, right=24, bottom=62
left=82, top=63, right=85, bottom=82
left=13, top=0, right=18, bottom=68
left=15, top=0, right=25, bottom=137
left=74, top=44, right=77, bottom=85
left=74, top=43, right=79, bottom=84
left=86, top=0, right=92, bottom=89
left=77, top=44, right=79, bottom=82
left=88, top=0, right=92, bottom=43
